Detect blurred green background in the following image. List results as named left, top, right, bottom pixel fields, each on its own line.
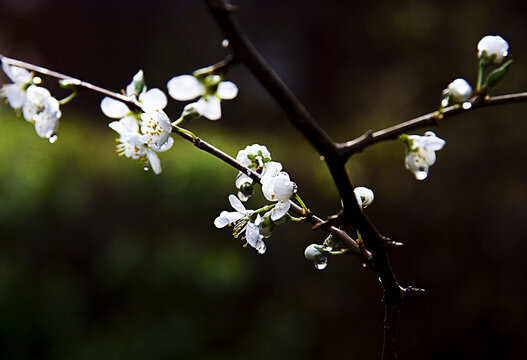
left=1, top=0, right=526, bottom=359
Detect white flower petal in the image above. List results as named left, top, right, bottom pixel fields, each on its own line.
left=167, top=75, right=204, bottom=101
left=228, top=194, right=246, bottom=213
left=3, top=84, right=26, bottom=109
left=154, top=136, right=174, bottom=152
left=271, top=200, right=290, bottom=221
left=139, top=88, right=167, bottom=110
left=217, top=81, right=238, bottom=100
left=261, top=161, right=282, bottom=179
left=195, top=96, right=222, bottom=120
left=146, top=148, right=162, bottom=174
left=214, top=211, right=231, bottom=228
left=2, top=61, right=32, bottom=84
left=100, top=97, right=130, bottom=118
left=245, top=222, right=266, bottom=254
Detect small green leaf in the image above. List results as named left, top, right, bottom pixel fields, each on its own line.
left=485, top=59, right=513, bottom=89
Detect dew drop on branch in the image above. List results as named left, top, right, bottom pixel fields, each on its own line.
left=314, top=257, right=328, bottom=270
left=222, top=39, right=229, bottom=48
left=462, top=102, right=472, bottom=109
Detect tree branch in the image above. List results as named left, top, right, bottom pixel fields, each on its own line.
left=204, top=0, right=338, bottom=158
left=338, top=92, right=527, bottom=157
left=0, top=52, right=367, bottom=262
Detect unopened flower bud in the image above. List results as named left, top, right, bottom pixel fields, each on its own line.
left=354, top=186, right=374, bottom=208
left=478, top=35, right=509, bottom=65
left=304, top=244, right=323, bottom=260
left=446, top=78, right=473, bottom=104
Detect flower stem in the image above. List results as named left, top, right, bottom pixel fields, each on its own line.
left=294, top=193, right=310, bottom=214
left=476, top=59, right=485, bottom=91
left=286, top=213, right=305, bottom=222
left=58, top=89, right=77, bottom=105
left=253, top=204, right=275, bottom=215
left=173, top=125, right=198, bottom=140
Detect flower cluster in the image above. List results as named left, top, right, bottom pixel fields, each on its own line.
left=304, top=186, right=374, bottom=270
left=215, top=144, right=298, bottom=254
left=1, top=60, right=62, bottom=141
left=402, top=131, right=445, bottom=180
left=167, top=69, right=238, bottom=121
left=101, top=70, right=173, bottom=174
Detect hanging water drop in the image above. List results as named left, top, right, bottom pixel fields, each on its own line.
left=222, top=39, right=230, bottom=48
left=314, top=257, right=328, bottom=270
left=462, top=102, right=472, bottom=109
left=319, top=155, right=325, bottom=161
left=143, top=166, right=149, bottom=172
left=33, top=76, right=42, bottom=85
left=48, top=134, right=58, bottom=144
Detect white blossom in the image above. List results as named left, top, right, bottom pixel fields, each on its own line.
left=1, top=60, right=33, bottom=110
left=100, top=70, right=167, bottom=120
left=167, top=73, right=238, bottom=121
left=108, top=114, right=173, bottom=175
left=404, top=131, right=446, bottom=180
left=354, top=186, right=374, bottom=208
left=103, top=71, right=172, bottom=174
left=478, top=35, right=509, bottom=64
left=214, top=195, right=266, bottom=254
left=22, top=85, right=61, bottom=140
left=261, top=171, right=297, bottom=221
left=445, top=78, right=473, bottom=105
left=234, top=144, right=281, bottom=201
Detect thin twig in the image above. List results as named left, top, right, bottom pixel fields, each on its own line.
left=0, top=52, right=366, bottom=261
left=338, top=92, right=527, bottom=157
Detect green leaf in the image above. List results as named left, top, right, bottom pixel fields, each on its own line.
left=485, top=60, right=513, bottom=89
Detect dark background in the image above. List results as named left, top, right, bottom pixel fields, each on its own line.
left=1, top=0, right=526, bottom=359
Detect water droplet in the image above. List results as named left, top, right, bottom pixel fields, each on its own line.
left=143, top=166, right=149, bottom=172
left=462, top=102, right=472, bottom=109
left=314, top=257, right=328, bottom=270
left=319, top=155, right=325, bottom=161
left=33, top=76, right=42, bottom=85
left=222, top=39, right=230, bottom=48
left=441, top=98, right=449, bottom=107
left=414, top=171, right=428, bottom=180
left=48, top=134, right=58, bottom=143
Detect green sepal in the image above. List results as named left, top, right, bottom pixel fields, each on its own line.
left=485, top=60, right=513, bottom=89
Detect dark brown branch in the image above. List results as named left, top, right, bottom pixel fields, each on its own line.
left=204, top=2, right=406, bottom=358
left=174, top=130, right=369, bottom=260
left=204, top=0, right=337, bottom=158
left=338, top=92, right=527, bottom=157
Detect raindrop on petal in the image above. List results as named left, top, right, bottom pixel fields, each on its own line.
left=314, top=257, right=328, bottom=270
left=48, top=134, right=58, bottom=143
left=222, top=39, right=230, bottom=48
left=33, top=76, right=42, bottom=85
left=462, top=102, right=472, bottom=109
